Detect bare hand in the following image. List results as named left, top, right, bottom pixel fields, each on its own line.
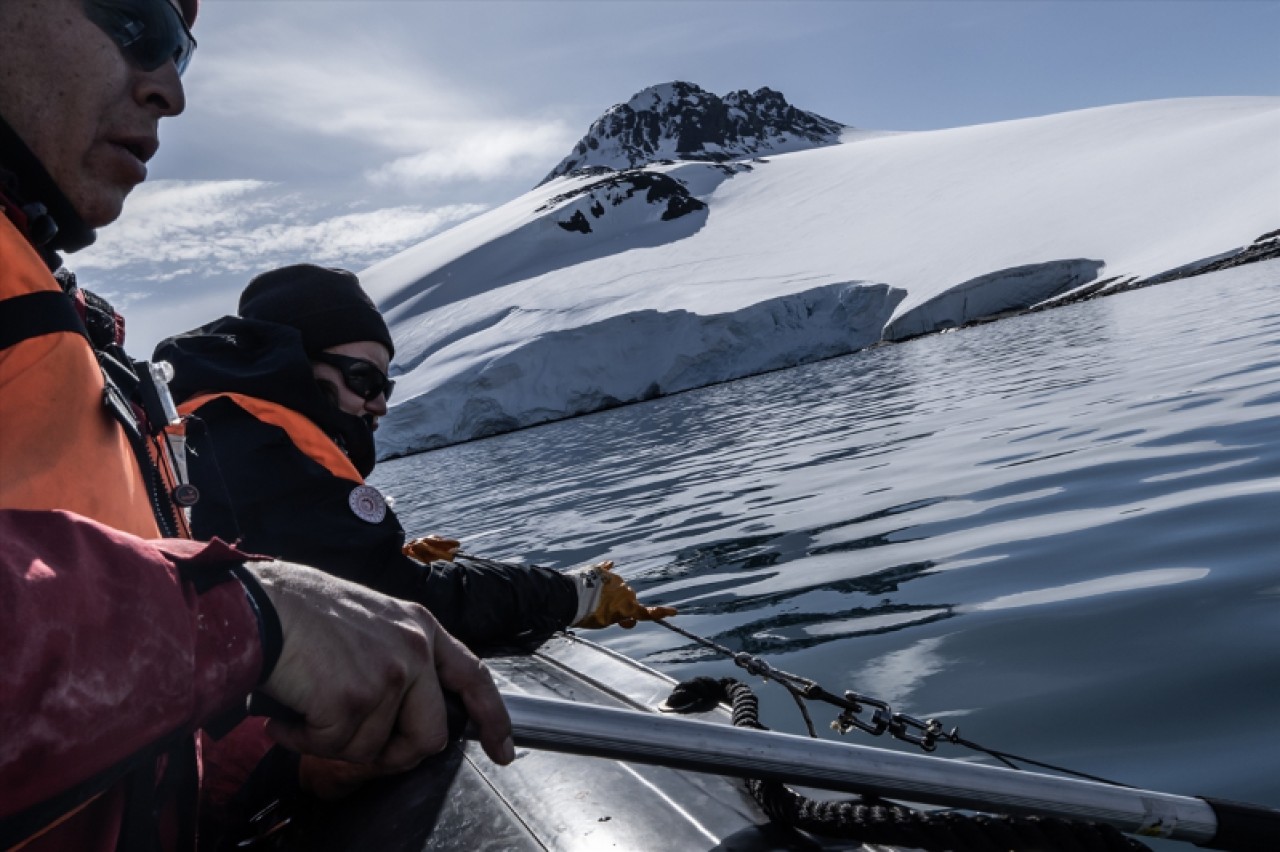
left=298, top=755, right=385, bottom=801
left=574, top=561, right=678, bottom=629
left=247, top=561, right=513, bottom=771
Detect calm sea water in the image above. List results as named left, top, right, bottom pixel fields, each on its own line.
left=373, top=260, right=1280, bottom=835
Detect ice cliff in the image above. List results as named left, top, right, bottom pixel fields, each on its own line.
left=362, top=88, right=1280, bottom=456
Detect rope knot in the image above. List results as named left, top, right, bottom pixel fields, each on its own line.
left=733, top=652, right=773, bottom=678
left=660, top=676, right=726, bottom=714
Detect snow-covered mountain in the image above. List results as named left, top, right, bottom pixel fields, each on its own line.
left=541, top=81, right=848, bottom=184
left=362, top=90, right=1280, bottom=457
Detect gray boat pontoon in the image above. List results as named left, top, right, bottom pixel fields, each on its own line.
left=282, top=632, right=897, bottom=851
left=280, top=632, right=1276, bottom=851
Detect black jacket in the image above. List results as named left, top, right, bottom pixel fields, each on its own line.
left=154, top=316, right=579, bottom=650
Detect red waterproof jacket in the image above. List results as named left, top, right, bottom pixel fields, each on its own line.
left=1, top=147, right=270, bottom=849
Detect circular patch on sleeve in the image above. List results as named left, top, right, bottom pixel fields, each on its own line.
left=348, top=484, right=388, bottom=524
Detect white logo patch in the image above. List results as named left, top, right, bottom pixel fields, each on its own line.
left=348, top=485, right=388, bottom=524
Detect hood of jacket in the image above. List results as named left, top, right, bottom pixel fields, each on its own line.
left=154, top=315, right=379, bottom=477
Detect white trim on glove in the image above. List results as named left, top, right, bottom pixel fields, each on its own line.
left=565, top=564, right=607, bottom=627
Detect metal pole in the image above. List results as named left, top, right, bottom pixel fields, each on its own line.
left=499, top=692, right=1218, bottom=844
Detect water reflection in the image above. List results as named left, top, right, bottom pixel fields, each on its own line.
left=647, top=604, right=954, bottom=662
left=378, top=261, right=1280, bottom=809
left=963, top=568, right=1210, bottom=612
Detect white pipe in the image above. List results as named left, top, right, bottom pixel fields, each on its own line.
left=500, top=692, right=1218, bottom=843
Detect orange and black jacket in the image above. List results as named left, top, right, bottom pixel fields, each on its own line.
left=1, top=116, right=274, bottom=851
left=154, top=316, right=580, bottom=652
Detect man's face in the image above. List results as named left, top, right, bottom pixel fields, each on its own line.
left=0, top=0, right=187, bottom=228
left=312, top=341, right=394, bottom=431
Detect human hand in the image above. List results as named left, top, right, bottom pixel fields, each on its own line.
left=573, top=561, right=678, bottom=630
left=403, top=535, right=461, bottom=563
left=298, top=755, right=386, bottom=801
left=246, top=561, right=514, bottom=772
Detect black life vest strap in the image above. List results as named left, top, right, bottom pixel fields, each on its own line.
left=0, top=289, right=89, bottom=351
left=0, top=288, right=185, bottom=538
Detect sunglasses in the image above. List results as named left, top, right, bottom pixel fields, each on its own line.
left=84, top=0, right=197, bottom=76
left=314, top=353, right=396, bottom=403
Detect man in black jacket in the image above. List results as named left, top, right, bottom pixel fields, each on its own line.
left=154, top=263, right=675, bottom=651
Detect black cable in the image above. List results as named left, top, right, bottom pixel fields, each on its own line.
left=676, top=677, right=1151, bottom=852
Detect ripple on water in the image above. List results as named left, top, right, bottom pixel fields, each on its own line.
left=377, top=260, right=1280, bottom=811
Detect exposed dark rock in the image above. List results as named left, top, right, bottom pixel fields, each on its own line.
left=540, top=168, right=707, bottom=225
left=558, top=209, right=592, bottom=234
left=971, top=229, right=1279, bottom=330
left=540, top=81, right=847, bottom=185
left=1129, top=229, right=1280, bottom=287
left=661, top=193, right=705, bottom=221
left=1028, top=276, right=1131, bottom=313
left=1036, top=228, right=1280, bottom=311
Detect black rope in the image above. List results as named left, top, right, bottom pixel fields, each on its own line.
left=653, top=617, right=1131, bottom=787
left=670, top=676, right=1150, bottom=852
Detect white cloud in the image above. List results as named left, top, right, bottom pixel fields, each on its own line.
left=74, top=179, right=488, bottom=279
left=191, top=53, right=461, bottom=151
left=182, top=46, right=576, bottom=190
left=250, top=205, right=491, bottom=262
left=191, top=38, right=568, bottom=155
left=367, top=121, right=574, bottom=186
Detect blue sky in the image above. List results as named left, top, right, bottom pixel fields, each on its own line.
left=70, top=0, right=1278, bottom=354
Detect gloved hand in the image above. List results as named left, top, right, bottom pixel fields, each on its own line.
left=403, top=534, right=461, bottom=563
left=574, top=561, right=678, bottom=630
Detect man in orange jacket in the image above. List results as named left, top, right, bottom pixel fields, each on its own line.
left=0, top=2, right=512, bottom=850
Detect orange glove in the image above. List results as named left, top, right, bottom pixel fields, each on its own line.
left=574, top=561, right=678, bottom=630
left=403, top=534, right=461, bottom=563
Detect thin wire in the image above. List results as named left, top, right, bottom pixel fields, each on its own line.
left=450, top=554, right=1134, bottom=788
left=651, top=618, right=1134, bottom=788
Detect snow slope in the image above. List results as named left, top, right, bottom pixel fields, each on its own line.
left=362, top=96, right=1280, bottom=456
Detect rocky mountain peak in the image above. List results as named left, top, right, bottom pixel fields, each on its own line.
left=540, top=81, right=848, bottom=185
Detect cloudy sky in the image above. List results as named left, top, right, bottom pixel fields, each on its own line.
left=69, top=0, right=1278, bottom=356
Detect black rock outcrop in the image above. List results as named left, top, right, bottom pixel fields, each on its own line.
left=541, top=81, right=846, bottom=185
left=542, top=169, right=708, bottom=231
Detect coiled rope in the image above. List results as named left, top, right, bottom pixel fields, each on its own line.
left=666, top=676, right=1151, bottom=852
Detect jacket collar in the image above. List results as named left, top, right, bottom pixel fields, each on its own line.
left=0, top=112, right=96, bottom=267
left=155, top=316, right=381, bottom=478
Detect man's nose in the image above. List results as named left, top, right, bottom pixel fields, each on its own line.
left=135, top=60, right=187, bottom=118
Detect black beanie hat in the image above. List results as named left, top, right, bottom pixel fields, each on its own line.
left=238, top=264, right=394, bottom=358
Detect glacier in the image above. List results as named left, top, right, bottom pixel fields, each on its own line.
left=362, top=96, right=1280, bottom=457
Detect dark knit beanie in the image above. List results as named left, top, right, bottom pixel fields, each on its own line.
left=238, top=264, right=395, bottom=358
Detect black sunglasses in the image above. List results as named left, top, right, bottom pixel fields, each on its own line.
left=84, top=0, right=197, bottom=76
left=313, top=353, right=396, bottom=403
